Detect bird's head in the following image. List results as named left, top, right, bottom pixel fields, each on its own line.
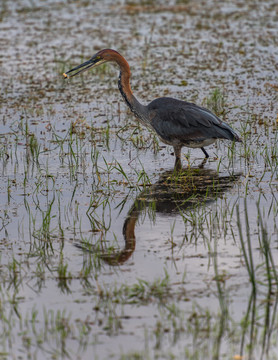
left=63, top=49, right=121, bottom=78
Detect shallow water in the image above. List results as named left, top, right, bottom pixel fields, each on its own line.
left=0, top=0, right=278, bottom=359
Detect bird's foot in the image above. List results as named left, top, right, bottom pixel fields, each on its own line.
left=198, top=158, right=208, bottom=169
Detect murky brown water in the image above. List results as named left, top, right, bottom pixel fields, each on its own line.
left=0, top=0, right=278, bottom=359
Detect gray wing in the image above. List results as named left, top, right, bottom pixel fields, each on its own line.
left=147, top=97, right=240, bottom=144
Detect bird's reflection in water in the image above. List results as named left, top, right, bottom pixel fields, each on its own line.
left=79, top=167, right=240, bottom=266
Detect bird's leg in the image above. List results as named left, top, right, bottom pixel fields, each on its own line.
left=174, top=157, right=182, bottom=170
left=201, top=147, right=209, bottom=158
left=174, top=146, right=182, bottom=170
left=198, top=158, right=208, bottom=169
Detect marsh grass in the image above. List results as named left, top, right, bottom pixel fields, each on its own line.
left=0, top=1, right=278, bottom=359
left=1, top=105, right=277, bottom=359
left=205, top=88, right=227, bottom=117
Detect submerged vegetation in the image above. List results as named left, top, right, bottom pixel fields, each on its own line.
left=0, top=0, right=278, bottom=359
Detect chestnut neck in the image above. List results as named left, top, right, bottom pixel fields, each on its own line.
left=108, top=52, right=148, bottom=124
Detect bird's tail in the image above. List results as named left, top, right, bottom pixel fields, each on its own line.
left=217, top=122, right=242, bottom=142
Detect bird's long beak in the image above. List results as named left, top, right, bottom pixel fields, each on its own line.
left=63, top=56, right=104, bottom=78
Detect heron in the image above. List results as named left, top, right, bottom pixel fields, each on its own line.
left=63, top=49, right=241, bottom=169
